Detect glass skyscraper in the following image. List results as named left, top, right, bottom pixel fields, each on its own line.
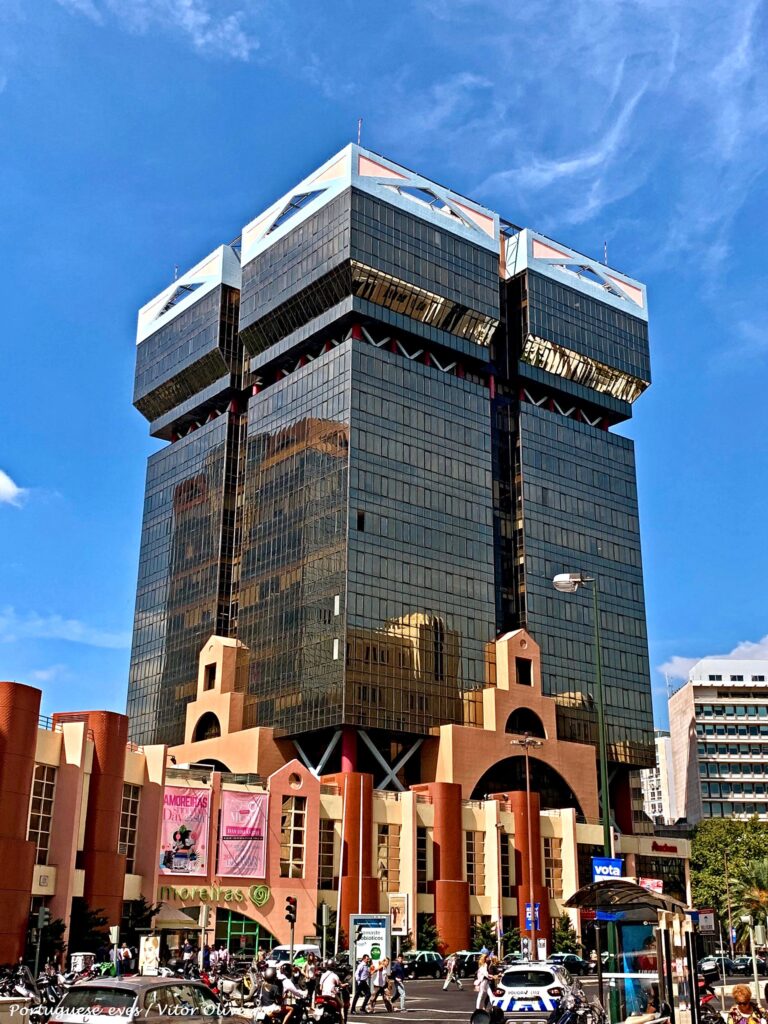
left=127, top=145, right=654, bottom=776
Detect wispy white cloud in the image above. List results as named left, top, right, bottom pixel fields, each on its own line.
left=0, top=469, right=27, bottom=507
left=658, top=633, right=768, bottom=680
left=0, top=607, right=130, bottom=649
left=56, top=0, right=259, bottom=60
left=30, top=664, right=68, bottom=683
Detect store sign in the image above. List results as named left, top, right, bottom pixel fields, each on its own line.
left=160, top=786, right=211, bottom=875
left=388, top=894, right=409, bottom=937
left=351, top=914, right=390, bottom=963
left=592, top=857, right=623, bottom=881
left=698, top=909, right=716, bottom=934
left=651, top=841, right=678, bottom=854
left=217, top=792, right=269, bottom=878
left=158, top=882, right=271, bottom=907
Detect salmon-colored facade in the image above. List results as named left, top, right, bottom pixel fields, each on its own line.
left=0, top=631, right=690, bottom=962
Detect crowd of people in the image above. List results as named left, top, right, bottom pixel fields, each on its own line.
left=350, top=953, right=408, bottom=1013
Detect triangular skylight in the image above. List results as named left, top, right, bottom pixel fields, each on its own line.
left=384, top=184, right=463, bottom=220
left=267, top=190, right=325, bottom=233
left=157, top=282, right=203, bottom=318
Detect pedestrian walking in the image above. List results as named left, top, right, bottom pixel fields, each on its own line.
left=390, top=956, right=407, bottom=1012
left=474, top=954, right=491, bottom=1011
left=369, top=959, right=393, bottom=1014
left=442, top=953, right=463, bottom=991
left=303, top=952, right=319, bottom=1006
left=351, top=955, right=372, bottom=1014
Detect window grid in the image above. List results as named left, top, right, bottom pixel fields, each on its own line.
left=465, top=831, right=486, bottom=896
left=280, top=796, right=307, bottom=878
left=376, top=823, right=401, bottom=893
left=119, top=784, right=141, bottom=873
left=543, top=836, right=563, bottom=898
left=27, top=764, right=56, bottom=866
left=318, top=818, right=336, bottom=890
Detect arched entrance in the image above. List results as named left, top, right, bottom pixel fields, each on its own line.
left=471, top=755, right=585, bottom=817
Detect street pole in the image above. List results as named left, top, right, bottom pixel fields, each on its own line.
left=524, top=738, right=537, bottom=961
left=725, top=852, right=735, bottom=959
left=591, top=580, right=612, bottom=862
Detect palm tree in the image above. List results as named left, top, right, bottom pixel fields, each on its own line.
left=731, top=860, right=768, bottom=938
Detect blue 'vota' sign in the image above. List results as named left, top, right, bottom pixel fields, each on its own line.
left=592, top=856, right=623, bottom=882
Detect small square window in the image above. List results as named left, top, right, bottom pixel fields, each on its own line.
left=204, top=664, right=216, bottom=691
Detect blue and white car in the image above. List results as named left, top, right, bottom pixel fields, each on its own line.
left=491, top=964, right=576, bottom=1018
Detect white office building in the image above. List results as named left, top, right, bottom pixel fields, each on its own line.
left=641, top=730, right=678, bottom=824
left=669, top=658, right=768, bottom=823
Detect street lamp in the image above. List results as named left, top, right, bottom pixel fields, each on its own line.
left=551, top=572, right=612, bottom=860
left=513, top=733, right=543, bottom=960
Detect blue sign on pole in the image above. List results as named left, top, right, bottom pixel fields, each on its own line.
left=592, top=856, right=624, bottom=882
left=525, top=903, right=540, bottom=929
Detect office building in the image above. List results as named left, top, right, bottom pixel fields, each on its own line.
left=669, top=658, right=768, bottom=822
left=640, top=730, right=678, bottom=824
left=127, top=145, right=654, bottom=820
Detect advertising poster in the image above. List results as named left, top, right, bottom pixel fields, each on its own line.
left=139, top=935, right=160, bottom=975
left=217, top=791, right=269, bottom=877
left=388, top=894, right=409, bottom=937
left=159, top=786, right=210, bottom=875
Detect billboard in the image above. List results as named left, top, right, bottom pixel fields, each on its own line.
left=159, top=786, right=211, bottom=875
left=350, top=914, right=390, bottom=963
left=388, top=894, right=409, bottom=937
left=217, top=792, right=269, bottom=877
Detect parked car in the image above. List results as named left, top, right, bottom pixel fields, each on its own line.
left=732, top=956, right=768, bottom=976
left=491, top=964, right=577, bottom=1015
left=49, top=978, right=246, bottom=1024
left=453, top=950, right=482, bottom=978
left=502, top=951, right=525, bottom=966
left=267, top=943, right=322, bottom=968
left=549, top=953, right=591, bottom=976
left=698, top=955, right=736, bottom=979
left=402, top=950, right=445, bottom=978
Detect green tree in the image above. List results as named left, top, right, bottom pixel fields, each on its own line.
left=503, top=925, right=521, bottom=956
left=552, top=913, right=581, bottom=954
left=472, top=919, right=498, bottom=952
left=122, top=897, right=161, bottom=949
left=25, top=916, right=67, bottom=969
left=67, top=899, right=110, bottom=955
left=732, top=860, right=768, bottom=935
left=690, top=818, right=768, bottom=926
left=417, top=915, right=443, bottom=953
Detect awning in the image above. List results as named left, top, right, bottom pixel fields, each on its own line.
left=564, top=879, right=687, bottom=915
left=151, top=903, right=202, bottom=930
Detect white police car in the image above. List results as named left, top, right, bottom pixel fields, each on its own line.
left=491, top=964, right=576, bottom=1018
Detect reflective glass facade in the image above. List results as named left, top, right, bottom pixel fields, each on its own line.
left=128, top=146, right=655, bottom=769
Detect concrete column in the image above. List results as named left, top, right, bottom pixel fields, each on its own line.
left=340, top=729, right=357, bottom=773
left=428, top=782, right=469, bottom=953
left=56, top=712, right=129, bottom=928
left=322, top=771, right=378, bottom=937
left=0, top=681, right=41, bottom=963
left=510, top=790, right=551, bottom=948
left=47, top=722, right=89, bottom=943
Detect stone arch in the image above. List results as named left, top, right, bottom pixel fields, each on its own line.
left=470, top=754, right=585, bottom=817
left=504, top=708, right=546, bottom=739
left=192, top=712, right=221, bottom=742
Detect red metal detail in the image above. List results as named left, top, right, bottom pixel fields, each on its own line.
left=423, top=351, right=431, bottom=367
left=229, top=400, right=238, bottom=414
left=457, top=364, right=465, bottom=379
left=351, top=324, right=363, bottom=340
left=548, top=399, right=555, bottom=412
left=324, top=341, right=332, bottom=353
left=252, top=384, right=260, bottom=395
left=389, top=339, right=398, bottom=353
left=489, top=374, right=496, bottom=399
left=298, top=355, right=307, bottom=367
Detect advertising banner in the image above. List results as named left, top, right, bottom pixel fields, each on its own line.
left=350, top=914, right=390, bottom=963
left=388, top=894, right=408, bottom=936
left=217, top=791, right=269, bottom=877
left=592, top=856, right=623, bottom=882
left=159, top=786, right=211, bottom=875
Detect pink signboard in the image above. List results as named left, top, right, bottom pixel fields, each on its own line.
left=218, top=792, right=269, bottom=878
left=159, top=786, right=210, bottom=875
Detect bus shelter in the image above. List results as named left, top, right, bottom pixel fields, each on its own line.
left=565, top=879, right=693, bottom=1024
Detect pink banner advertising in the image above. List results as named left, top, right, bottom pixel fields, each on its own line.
left=159, top=787, right=210, bottom=875
left=218, top=792, right=269, bottom=878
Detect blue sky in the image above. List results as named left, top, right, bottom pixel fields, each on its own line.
left=1, top=0, right=766, bottom=726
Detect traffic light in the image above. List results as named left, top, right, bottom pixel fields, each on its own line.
left=37, top=907, right=51, bottom=929
left=285, top=896, right=297, bottom=924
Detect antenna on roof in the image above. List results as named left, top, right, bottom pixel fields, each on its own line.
left=357, top=118, right=363, bottom=146
left=603, top=241, right=608, bottom=266
left=174, top=264, right=179, bottom=281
